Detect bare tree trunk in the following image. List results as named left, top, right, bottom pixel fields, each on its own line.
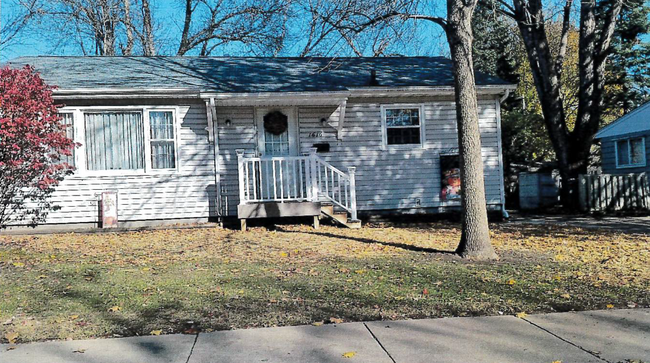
left=141, top=0, right=156, bottom=55
left=178, top=0, right=193, bottom=55
left=122, top=0, right=134, bottom=55
left=447, top=0, right=497, bottom=260
left=507, top=0, right=623, bottom=209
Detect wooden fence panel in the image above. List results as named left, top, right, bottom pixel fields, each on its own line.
left=579, top=173, right=650, bottom=212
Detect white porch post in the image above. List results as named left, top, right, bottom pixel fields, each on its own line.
left=348, top=166, right=358, bottom=221
left=309, top=148, right=319, bottom=202
left=236, top=149, right=246, bottom=204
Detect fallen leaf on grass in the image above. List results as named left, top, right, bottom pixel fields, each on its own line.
left=342, top=351, right=356, bottom=358
left=108, top=306, right=121, bottom=312
left=606, top=304, right=614, bottom=309
left=12, top=262, right=24, bottom=268
left=150, top=330, right=162, bottom=336
left=70, top=315, right=79, bottom=320
left=279, top=252, right=289, bottom=257
left=183, top=328, right=199, bottom=334
left=506, top=279, right=516, bottom=285
left=5, top=332, right=18, bottom=344
left=515, top=312, right=528, bottom=319
left=560, top=293, right=571, bottom=299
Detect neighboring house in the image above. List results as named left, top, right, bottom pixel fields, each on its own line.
left=596, top=101, right=650, bottom=174
left=5, top=56, right=514, bottom=230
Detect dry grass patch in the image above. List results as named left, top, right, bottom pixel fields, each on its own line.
left=1, top=222, right=648, bottom=344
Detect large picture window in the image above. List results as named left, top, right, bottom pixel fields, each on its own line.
left=382, top=106, right=424, bottom=147
left=615, top=137, right=646, bottom=168
left=84, top=112, right=145, bottom=171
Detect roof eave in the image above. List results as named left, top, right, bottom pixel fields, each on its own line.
left=52, top=84, right=517, bottom=101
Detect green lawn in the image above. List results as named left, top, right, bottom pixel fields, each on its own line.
left=1, top=222, right=648, bottom=344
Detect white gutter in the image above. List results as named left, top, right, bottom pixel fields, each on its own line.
left=53, top=88, right=201, bottom=100
left=53, top=85, right=517, bottom=101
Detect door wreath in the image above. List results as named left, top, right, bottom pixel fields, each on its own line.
left=263, top=111, right=288, bottom=135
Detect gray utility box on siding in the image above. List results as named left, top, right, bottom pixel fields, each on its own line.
left=519, top=172, right=559, bottom=210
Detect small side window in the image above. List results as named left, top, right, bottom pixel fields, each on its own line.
left=59, top=113, right=75, bottom=166
left=149, top=111, right=177, bottom=170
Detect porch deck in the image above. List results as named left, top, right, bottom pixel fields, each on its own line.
left=236, top=149, right=359, bottom=229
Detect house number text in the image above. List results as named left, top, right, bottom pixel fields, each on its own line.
left=308, top=131, right=323, bottom=138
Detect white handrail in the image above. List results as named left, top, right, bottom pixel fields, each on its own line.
left=237, top=149, right=358, bottom=220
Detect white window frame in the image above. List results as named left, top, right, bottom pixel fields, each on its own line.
left=614, top=136, right=646, bottom=169
left=145, top=107, right=181, bottom=173
left=380, top=104, right=426, bottom=150
left=57, top=112, right=76, bottom=166
left=59, top=106, right=181, bottom=176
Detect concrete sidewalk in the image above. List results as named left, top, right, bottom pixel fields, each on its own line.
left=1, top=309, right=648, bottom=363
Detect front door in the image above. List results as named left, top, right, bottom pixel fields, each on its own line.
left=256, top=108, right=299, bottom=157
left=256, top=108, right=300, bottom=200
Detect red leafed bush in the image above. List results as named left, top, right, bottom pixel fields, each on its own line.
left=0, top=65, right=76, bottom=228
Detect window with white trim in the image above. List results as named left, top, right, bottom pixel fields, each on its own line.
left=616, top=137, right=646, bottom=168
left=59, top=113, right=75, bottom=166
left=382, top=106, right=423, bottom=147
left=149, top=111, right=177, bottom=169
left=85, top=112, right=145, bottom=171
left=77, top=108, right=179, bottom=173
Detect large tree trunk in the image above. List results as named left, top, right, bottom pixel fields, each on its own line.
left=447, top=0, right=498, bottom=260
left=510, top=0, right=623, bottom=210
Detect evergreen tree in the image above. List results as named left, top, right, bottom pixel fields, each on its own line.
left=604, top=0, right=650, bottom=117
left=471, top=0, right=519, bottom=84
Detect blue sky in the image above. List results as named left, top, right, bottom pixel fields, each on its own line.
left=0, top=0, right=449, bottom=61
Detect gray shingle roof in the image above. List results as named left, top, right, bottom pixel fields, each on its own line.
left=5, top=56, right=512, bottom=93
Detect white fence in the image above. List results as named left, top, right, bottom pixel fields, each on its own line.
left=237, top=149, right=357, bottom=220
left=578, top=173, right=650, bottom=212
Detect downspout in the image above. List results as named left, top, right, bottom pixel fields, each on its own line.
left=206, top=97, right=222, bottom=222
left=498, top=89, right=511, bottom=220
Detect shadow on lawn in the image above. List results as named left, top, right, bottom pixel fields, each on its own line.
left=275, top=227, right=457, bottom=255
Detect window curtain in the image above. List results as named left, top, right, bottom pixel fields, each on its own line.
left=85, top=112, right=144, bottom=171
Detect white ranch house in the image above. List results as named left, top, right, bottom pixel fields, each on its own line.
left=6, top=56, right=515, bottom=230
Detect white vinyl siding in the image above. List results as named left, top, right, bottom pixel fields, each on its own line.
left=216, top=97, right=504, bottom=217
left=39, top=102, right=217, bottom=225
left=615, top=137, right=646, bottom=168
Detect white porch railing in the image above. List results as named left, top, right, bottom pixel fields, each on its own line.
left=237, top=149, right=357, bottom=220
